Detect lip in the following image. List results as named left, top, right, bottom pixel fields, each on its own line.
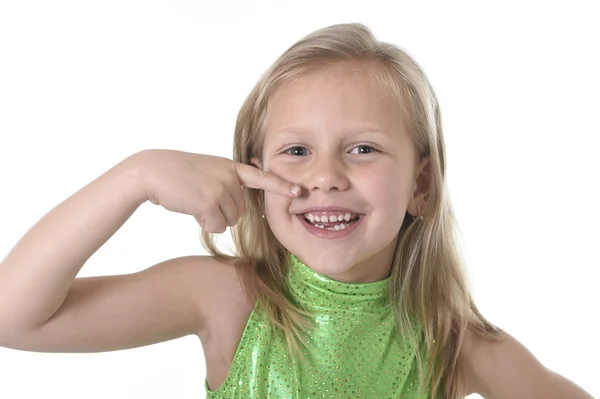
left=294, top=205, right=363, bottom=215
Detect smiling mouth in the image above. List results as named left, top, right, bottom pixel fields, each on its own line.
left=298, top=212, right=362, bottom=231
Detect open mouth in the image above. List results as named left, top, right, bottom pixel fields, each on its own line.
left=299, top=212, right=362, bottom=231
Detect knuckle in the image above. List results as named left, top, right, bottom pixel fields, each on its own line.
left=198, top=202, right=213, bottom=215
left=224, top=214, right=236, bottom=226
left=203, top=221, right=216, bottom=233
left=214, top=184, right=228, bottom=199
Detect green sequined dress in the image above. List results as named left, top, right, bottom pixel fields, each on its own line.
left=205, top=255, right=436, bottom=398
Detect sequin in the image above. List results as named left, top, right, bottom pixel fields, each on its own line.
left=205, top=254, right=436, bottom=398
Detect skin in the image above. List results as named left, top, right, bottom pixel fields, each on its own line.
left=252, top=61, right=430, bottom=283
left=0, top=59, right=592, bottom=398
left=249, top=61, right=595, bottom=398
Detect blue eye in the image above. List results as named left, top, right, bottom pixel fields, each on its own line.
left=350, top=145, right=376, bottom=155
left=286, top=146, right=311, bottom=156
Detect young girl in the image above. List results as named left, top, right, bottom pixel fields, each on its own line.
left=0, top=23, right=594, bottom=399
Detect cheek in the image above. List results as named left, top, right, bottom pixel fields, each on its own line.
left=373, top=186, right=406, bottom=215
left=264, top=192, right=293, bottom=217
left=265, top=160, right=298, bottom=182
left=359, top=168, right=410, bottom=214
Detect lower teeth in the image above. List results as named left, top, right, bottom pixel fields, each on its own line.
left=311, top=221, right=355, bottom=231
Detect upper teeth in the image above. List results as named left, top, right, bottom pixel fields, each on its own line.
left=304, top=212, right=355, bottom=223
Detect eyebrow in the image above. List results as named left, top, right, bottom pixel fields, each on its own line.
left=271, top=127, right=390, bottom=138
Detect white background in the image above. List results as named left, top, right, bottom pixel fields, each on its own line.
left=0, top=1, right=598, bottom=398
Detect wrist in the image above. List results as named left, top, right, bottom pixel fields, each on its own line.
left=113, top=151, right=153, bottom=206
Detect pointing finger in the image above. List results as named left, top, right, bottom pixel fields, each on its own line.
left=235, top=163, right=301, bottom=197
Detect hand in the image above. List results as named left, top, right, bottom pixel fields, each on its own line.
left=129, top=149, right=300, bottom=233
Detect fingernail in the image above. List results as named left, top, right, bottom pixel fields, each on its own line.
left=290, top=185, right=301, bottom=195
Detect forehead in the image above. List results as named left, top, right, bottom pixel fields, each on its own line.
left=264, top=63, right=407, bottom=139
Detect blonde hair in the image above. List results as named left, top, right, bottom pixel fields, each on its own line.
left=201, top=23, right=504, bottom=399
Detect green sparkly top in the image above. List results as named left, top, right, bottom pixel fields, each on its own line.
left=205, top=255, right=436, bottom=398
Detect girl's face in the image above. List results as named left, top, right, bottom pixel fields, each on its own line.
left=254, top=63, right=430, bottom=283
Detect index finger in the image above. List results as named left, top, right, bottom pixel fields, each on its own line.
left=235, top=163, right=301, bottom=197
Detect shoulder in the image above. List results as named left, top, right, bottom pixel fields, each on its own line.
left=172, top=255, right=256, bottom=330
left=168, top=254, right=255, bottom=307
left=174, top=255, right=246, bottom=286
left=151, top=254, right=241, bottom=291
left=460, top=326, right=593, bottom=398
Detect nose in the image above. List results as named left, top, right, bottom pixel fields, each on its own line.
left=305, top=154, right=350, bottom=192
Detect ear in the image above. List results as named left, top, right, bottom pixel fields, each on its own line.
left=250, top=157, right=263, bottom=170
left=408, top=156, right=432, bottom=216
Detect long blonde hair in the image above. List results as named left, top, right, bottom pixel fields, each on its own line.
left=201, top=23, right=504, bottom=399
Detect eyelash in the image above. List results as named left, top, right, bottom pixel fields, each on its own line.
left=284, top=145, right=378, bottom=156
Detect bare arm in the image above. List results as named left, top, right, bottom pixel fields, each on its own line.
left=0, top=156, right=148, bottom=339
left=0, top=153, right=210, bottom=352
left=2, top=255, right=212, bottom=353
left=0, top=149, right=298, bottom=353
left=462, top=329, right=595, bottom=399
